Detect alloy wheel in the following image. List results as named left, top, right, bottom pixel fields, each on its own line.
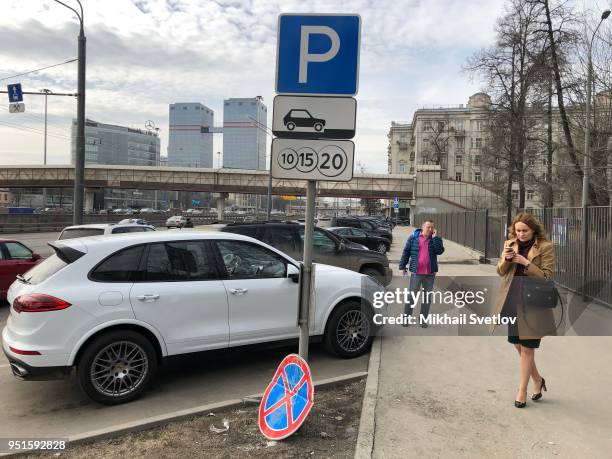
left=90, top=341, right=148, bottom=398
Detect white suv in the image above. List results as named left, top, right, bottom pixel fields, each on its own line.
left=2, top=232, right=380, bottom=405
left=58, top=223, right=155, bottom=240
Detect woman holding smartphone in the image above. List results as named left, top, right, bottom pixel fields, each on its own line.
left=492, top=213, right=556, bottom=408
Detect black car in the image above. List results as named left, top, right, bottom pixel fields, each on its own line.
left=327, top=227, right=391, bottom=254
left=330, top=217, right=393, bottom=243
left=220, top=221, right=392, bottom=286
left=283, top=109, right=326, bottom=132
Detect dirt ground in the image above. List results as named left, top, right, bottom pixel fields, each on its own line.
left=22, top=379, right=365, bottom=459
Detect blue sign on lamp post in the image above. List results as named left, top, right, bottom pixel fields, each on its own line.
left=7, top=83, right=23, bottom=103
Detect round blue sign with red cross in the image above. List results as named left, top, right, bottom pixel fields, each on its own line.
left=258, top=354, right=314, bottom=440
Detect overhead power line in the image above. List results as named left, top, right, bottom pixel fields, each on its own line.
left=0, top=58, right=78, bottom=82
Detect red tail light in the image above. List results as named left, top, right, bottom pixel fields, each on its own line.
left=13, top=294, right=71, bottom=313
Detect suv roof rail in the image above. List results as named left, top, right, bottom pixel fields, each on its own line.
left=226, top=220, right=299, bottom=226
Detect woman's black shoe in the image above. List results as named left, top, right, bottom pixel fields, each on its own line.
left=514, top=400, right=527, bottom=408
left=532, top=377, right=547, bottom=401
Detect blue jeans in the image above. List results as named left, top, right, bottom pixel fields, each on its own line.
left=404, top=274, right=436, bottom=319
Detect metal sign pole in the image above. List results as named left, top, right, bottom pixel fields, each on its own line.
left=298, top=179, right=317, bottom=360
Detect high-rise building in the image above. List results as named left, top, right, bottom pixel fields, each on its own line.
left=167, top=102, right=214, bottom=168
left=70, top=119, right=162, bottom=209
left=222, top=97, right=267, bottom=170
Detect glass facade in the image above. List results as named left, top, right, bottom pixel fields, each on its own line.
left=167, top=102, right=214, bottom=168
left=222, top=97, right=267, bottom=170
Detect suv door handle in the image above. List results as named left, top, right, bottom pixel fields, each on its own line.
left=229, top=288, right=248, bottom=296
left=137, top=294, right=160, bottom=301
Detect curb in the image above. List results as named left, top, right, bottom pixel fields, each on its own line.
left=2, top=371, right=368, bottom=457
left=354, top=336, right=381, bottom=459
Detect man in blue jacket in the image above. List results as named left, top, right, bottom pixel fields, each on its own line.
left=399, top=219, right=445, bottom=327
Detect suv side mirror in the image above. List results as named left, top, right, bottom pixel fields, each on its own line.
left=31, top=253, right=42, bottom=261
left=287, top=264, right=300, bottom=283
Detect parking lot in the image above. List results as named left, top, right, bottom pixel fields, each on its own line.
left=0, top=222, right=385, bottom=440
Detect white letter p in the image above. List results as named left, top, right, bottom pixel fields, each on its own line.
left=299, top=25, right=340, bottom=83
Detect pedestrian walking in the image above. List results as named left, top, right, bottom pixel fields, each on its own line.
left=399, top=219, right=445, bottom=327
left=492, top=213, right=557, bottom=408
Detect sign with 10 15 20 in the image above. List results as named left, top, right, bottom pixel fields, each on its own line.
left=271, top=138, right=354, bottom=182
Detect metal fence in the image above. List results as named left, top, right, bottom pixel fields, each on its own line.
left=416, top=207, right=612, bottom=307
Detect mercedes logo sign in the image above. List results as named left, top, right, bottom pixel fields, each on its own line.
left=145, top=120, right=155, bottom=130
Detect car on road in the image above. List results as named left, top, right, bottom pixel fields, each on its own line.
left=0, top=240, right=42, bottom=301
left=166, top=215, right=194, bottom=229
left=118, top=218, right=151, bottom=226
left=327, top=227, right=391, bottom=254
left=220, top=221, right=392, bottom=286
left=2, top=231, right=381, bottom=405
left=58, top=223, right=156, bottom=240
left=330, top=217, right=393, bottom=243
left=283, top=109, right=326, bottom=132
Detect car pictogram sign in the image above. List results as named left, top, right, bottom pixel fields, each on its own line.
left=258, top=354, right=314, bottom=440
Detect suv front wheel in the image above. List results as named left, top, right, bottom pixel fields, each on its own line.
left=324, top=300, right=374, bottom=358
left=77, top=330, right=158, bottom=405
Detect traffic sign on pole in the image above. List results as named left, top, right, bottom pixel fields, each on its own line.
left=276, top=14, right=361, bottom=96
left=272, top=95, right=357, bottom=139
left=259, top=354, right=314, bottom=440
left=271, top=138, right=354, bottom=182
left=7, top=83, right=23, bottom=103
left=8, top=102, right=25, bottom=113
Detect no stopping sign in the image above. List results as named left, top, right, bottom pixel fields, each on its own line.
left=272, top=138, right=354, bottom=181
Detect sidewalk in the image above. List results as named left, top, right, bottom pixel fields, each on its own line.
left=357, top=226, right=612, bottom=458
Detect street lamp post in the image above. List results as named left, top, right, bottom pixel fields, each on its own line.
left=40, top=88, right=52, bottom=207
left=581, top=9, right=609, bottom=300
left=54, top=0, right=85, bottom=224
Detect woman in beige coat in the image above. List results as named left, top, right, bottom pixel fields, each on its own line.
left=493, top=213, right=556, bottom=408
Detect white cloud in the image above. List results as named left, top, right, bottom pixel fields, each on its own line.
left=0, top=0, right=505, bottom=172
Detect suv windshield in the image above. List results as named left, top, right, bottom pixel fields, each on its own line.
left=59, top=228, right=105, bottom=240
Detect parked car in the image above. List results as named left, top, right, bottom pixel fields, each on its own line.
left=359, top=216, right=395, bottom=229
left=328, top=227, right=391, bottom=254
left=220, top=221, right=392, bottom=286
left=118, top=218, right=150, bottom=226
left=330, top=217, right=393, bottom=243
left=166, top=216, right=194, bottom=229
left=2, top=231, right=381, bottom=404
left=58, top=223, right=156, bottom=240
left=0, top=240, right=43, bottom=300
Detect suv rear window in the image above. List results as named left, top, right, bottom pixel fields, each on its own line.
left=59, top=228, right=105, bottom=240
left=22, top=254, right=67, bottom=284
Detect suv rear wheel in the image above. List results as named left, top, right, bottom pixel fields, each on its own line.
left=324, top=300, right=373, bottom=358
left=77, top=330, right=158, bottom=405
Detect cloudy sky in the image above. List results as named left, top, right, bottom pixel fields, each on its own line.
left=0, top=0, right=598, bottom=173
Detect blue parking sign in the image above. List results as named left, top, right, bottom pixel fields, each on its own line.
left=7, top=83, right=23, bottom=103
left=276, top=14, right=361, bottom=96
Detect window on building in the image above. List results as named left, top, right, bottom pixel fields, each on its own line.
left=476, top=120, right=485, bottom=131
left=455, top=172, right=462, bottom=181
left=474, top=172, right=482, bottom=182
left=454, top=121, right=464, bottom=131
left=475, top=138, right=482, bottom=148
left=527, top=190, right=534, bottom=200
left=456, top=137, right=465, bottom=148
left=409, top=152, right=415, bottom=160
left=424, top=121, right=432, bottom=131
left=494, top=173, right=500, bottom=182
left=455, top=155, right=463, bottom=166
left=437, top=121, right=445, bottom=132
left=511, top=190, right=519, bottom=200
left=399, top=161, right=407, bottom=173
left=474, top=155, right=481, bottom=166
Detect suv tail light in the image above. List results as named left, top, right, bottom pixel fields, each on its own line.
left=13, top=294, right=71, bottom=313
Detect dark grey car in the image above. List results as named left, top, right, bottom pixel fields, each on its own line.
left=220, top=222, right=392, bottom=286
